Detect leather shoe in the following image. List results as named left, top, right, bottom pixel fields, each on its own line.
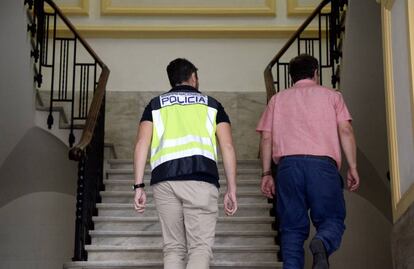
left=310, top=238, right=329, bottom=269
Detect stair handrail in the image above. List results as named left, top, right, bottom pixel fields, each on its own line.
left=41, top=0, right=110, bottom=159
left=25, top=0, right=110, bottom=261
left=264, top=0, right=343, bottom=101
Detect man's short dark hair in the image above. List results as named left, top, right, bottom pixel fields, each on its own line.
left=288, top=54, right=319, bottom=83
left=166, top=58, right=198, bottom=87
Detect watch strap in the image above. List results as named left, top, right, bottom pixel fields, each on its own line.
left=133, top=183, right=145, bottom=190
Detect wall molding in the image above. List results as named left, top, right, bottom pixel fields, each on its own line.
left=54, top=25, right=321, bottom=38
left=45, top=0, right=89, bottom=16
left=100, top=0, right=276, bottom=16
left=380, top=0, right=396, bottom=10
left=287, top=0, right=330, bottom=16
left=408, top=0, right=414, bottom=139
left=381, top=6, right=401, bottom=222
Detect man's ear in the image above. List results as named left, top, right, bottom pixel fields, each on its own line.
left=313, top=69, right=319, bottom=83
left=191, top=72, right=197, bottom=82
left=189, top=72, right=198, bottom=87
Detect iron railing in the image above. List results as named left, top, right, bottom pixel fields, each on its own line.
left=264, top=0, right=347, bottom=101
left=25, top=0, right=110, bottom=261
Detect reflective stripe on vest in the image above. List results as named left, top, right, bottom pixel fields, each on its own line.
left=150, top=93, right=218, bottom=170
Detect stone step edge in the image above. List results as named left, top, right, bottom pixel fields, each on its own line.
left=108, top=159, right=260, bottom=164
left=96, top=203, right=272, bottom=209
left=90, top=230, right=277, bottom=237
left=85, top=245, right=279, bottom=252
left=93, top=216, right=274, bottom=223
left=100, top=191, right=263, bottom=197
left=104, top=179, right=261, bottom=185
left=106, top=168, right=261, bottom=174
left=64, top=261, right=283, bottom=268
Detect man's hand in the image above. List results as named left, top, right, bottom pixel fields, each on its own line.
left=347, top=167, right=360, bottom=192
left=134, top=188, right=146, bottom=213
left=261, top=175, right=275, bottom=199
left=224, top=190, right=237, bottom=216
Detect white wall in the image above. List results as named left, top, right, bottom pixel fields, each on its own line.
left=0, top=0, right=35, bottom=166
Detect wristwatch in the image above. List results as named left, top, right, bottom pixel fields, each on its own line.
left=132, top=183, right=145, bottom=190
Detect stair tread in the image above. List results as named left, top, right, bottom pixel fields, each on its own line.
left=106, top=168, right=261, bottom=174
left=85, top=245, right=279, bottom=251
left=100, top=190, right=263, bottom=196
left=107, top=159, right=260, bottom=165
left=64, top=261, right=283, bottom=268
left=93, top=216, right=274, bottom=222
left=96, top=203, right=272, bottom=209
left=104, top=179, right=260, bottom=185
left=90, top=230, right=277, bottom=236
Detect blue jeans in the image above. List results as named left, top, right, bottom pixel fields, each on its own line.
left=275, top=156, right=346, bottom=269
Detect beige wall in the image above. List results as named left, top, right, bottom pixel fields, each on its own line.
left=0, top=1, right=78, bottom=269
left=0, top=192, right=75, bottom=269
left=50, top=0, right=327, bottom=93
left=87, top=38, right=288, bottom=93
left=392, top=202, right=414, bottom=269
left=341, top=0, right=391, bottom=219
left=305, top=192, right=392, bottom=269
left=0, top=127, right=78, bottom=269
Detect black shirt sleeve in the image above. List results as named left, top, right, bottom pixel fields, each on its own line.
left=216, top=102, right=230, bottom=124
left=140, top=102, right=153, bottom=122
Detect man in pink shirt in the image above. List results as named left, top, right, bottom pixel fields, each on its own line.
left=256, top=54, right=360, bottom=269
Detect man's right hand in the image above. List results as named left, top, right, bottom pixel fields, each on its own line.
left=134, top=188, right=146, bottom=213
left=347, top=167, right=360, bottom=192
left=224, top=190, right=237, bottom=216
left=261, top=175, right=275, bottom=199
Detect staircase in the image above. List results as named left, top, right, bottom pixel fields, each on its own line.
left=23, top=0, right=348, bottom=268
left=64, top=159, right=283, bottom=269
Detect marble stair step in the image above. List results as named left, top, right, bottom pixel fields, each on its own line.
left=92, top=216, right=274, bottom=232
left=107, top=159, right=261, bottom=170
left=100, top=190, right=267, bottom=204
left=90, top=230, right=277, bottom=246
left=97, top=203, right=273, bottom=217
left=106, top=168, right=262, bottom=180
left=85, top=245, right=279, bottom=262
left=64, top=260, right=283, bottom=269
left=104, top=179, right=261, bottom=192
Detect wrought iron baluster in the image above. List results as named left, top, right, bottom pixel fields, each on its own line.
left=58, top=40, right=63, bottom=100
left=318, top=13, right=323, bottom=83
left=85, top=66, right=90, bottom=118
left=69, top=39, right=77, bottom=147
left=276, top=63, right=280, bottom=92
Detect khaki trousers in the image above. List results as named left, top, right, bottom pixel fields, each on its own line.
left=153, top=180, right=219, bottom=269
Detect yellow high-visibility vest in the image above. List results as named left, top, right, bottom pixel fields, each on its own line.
left=150, top=91, right=218, bottom=170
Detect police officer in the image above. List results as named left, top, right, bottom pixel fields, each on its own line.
left=133, top=58, right=238, bottom=269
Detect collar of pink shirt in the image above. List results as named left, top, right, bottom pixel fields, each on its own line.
left=293, top=78, right=317, bottom=87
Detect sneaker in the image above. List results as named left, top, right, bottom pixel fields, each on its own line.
left=310, top=238, right=329, bottom=269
